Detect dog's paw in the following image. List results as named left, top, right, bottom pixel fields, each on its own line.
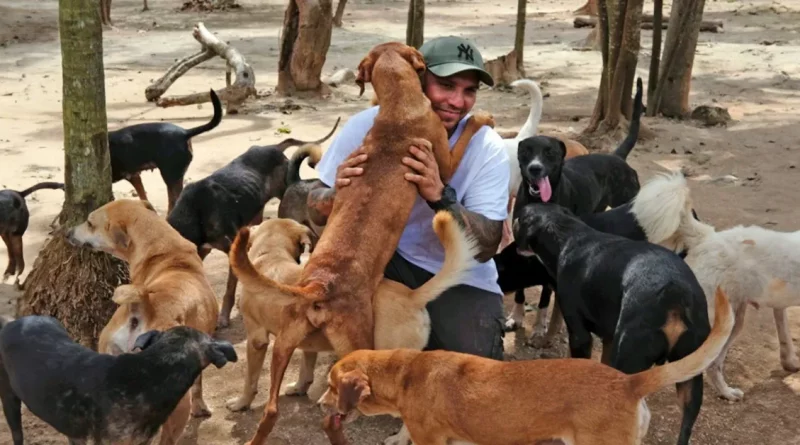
left=781, top=356, right=800, bottom=373
left=503, top=317, right=522, bottom=332
left=383, top=427, right=412, bottom=445
left=216, top=314, right=231, bottom=329
left=718, top=387, right=744, bottom=402
left=526, top=332, right=553, bottom=349
left=225, top=396, right=252, bottom=412
left=285, top=380, right=313, bottom=396
left=191, top=402, right=213, bottom=418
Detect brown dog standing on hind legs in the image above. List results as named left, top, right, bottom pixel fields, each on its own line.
left=237, top=42, right=495, bottom=445
left=66, top=199, right=219, bottom=445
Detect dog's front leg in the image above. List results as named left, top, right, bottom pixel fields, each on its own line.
left=285, top=351, right=318, bottom=396
left=218, top=267, right=239, bottom=328
left=190, top=374, right=211, bottom=417
left=158, top=391, right=191, bottom=445
left=774, top=308, right=800, bottom=372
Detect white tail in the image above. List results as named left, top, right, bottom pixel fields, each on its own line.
left=509, top=79, right=543, bottom=142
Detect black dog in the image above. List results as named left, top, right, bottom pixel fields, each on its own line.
left=167, top=118, right=340, bottom=327
left=0, top=182, right=64, bottom=287
left=513, top=202, right=711, bottom=445
left=513, top=78, right=644, bottom=219
left=109, top=89, right=223, bottom=213
left=0, top=315, right=236, bottom=445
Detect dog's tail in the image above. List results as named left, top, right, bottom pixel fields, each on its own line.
left=613, top=77, right=643, bottom=160
left=286, top=143, right=324, bottom=186
left=18, top=182, right=65, bottom=198
left=631, top=171, right=714, bottom=252
left=629, top=287, right=733, bottom=399
left=275, top=117, right=341, bottom=152
left=229, top=228, right=325, bottom=305
left=509, top=79, right=543, bottom=141
left=407, top=212, right=479, bottom=308
left=184, top=89, right=223, bottom=139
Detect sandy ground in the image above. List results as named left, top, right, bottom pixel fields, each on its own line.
left=1, top=0, right=800, bottom=443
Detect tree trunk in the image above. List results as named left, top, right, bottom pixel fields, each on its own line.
left=406, top=0, right=424, bottom=49
left=651, top=0, right=706, bottom=118
left=18, top=0, right=128, bottom=349
left=646, top=0, right=662, bottom=116
left=277, top=0, right=333, bottom=96
left=332, top=0, right=347, bottom=27
left=583, top=0, right=644, bottom=136
left=513, top=0, right=526, bottom=75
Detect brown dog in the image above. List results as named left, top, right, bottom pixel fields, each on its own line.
left=226, top=211, right=476, bottom=414
left=233, top=42, right=495, bottom=445
left=66, top=199, right=219, bottom=445
left=319, top=288, right=734, bottom=445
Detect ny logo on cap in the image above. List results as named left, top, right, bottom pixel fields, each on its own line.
left=457, top=43, right=474, bottom=62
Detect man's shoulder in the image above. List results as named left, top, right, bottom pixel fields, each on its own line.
left=466, top=121, right=508, bottom=162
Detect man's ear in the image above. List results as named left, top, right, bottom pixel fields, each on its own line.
left=336, top=369, right=371, bottom=413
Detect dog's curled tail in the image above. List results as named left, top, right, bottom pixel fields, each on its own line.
left=629, top=287, right=733, bottom=399
left=631, top=171, right=714, bottom=252
left=18, top=182, right=64, bottom=198
left=408, top=211, right=479, bottom=308
left=184, top=89, right=223, bottom=139
left=276, top=117, right=342, bottom=152
left=286, top=143, right=324, bottom=186
left=229, top=228, right=324, bottom=305
left=509, top=79, right=543, bottom=142
left=613, top=77, right=643, bottom=160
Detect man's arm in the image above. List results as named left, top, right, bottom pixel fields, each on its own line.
left=441, top=202, right=503, bottom=263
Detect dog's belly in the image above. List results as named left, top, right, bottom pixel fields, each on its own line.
left=759, top=277, right=800, bottom=308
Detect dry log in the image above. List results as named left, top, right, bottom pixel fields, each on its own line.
left=145, top=22, right=256, bottom=113
left=573, top=15, right=722, bottom=32
left=483, top=50, right=523, bottom=87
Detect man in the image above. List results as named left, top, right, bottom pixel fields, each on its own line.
left=308, top=36, right=510, bottom=360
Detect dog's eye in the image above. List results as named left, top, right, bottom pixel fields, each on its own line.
left=87, top=221, right=94, bottom=229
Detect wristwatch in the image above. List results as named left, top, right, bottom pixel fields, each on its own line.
left=427, top=184, right=457, bottom=212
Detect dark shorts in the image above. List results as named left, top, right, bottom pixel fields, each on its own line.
left=383, top=251, right=505, bottom=360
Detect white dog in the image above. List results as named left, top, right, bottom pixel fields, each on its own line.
left=632, top=171, right=800, bottom=401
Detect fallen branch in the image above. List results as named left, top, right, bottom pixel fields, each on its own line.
left=144, top=22, right=256, bottom=113
left=574, top=15, right=723, bottom=32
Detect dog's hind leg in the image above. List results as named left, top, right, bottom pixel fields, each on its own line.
left=774, top=308, right=800, bottom=372
left=158, top=391, right=191, bottom=445
left=218, top=267, right=239, bottom=328
left=165, top=180, right=184, bottom=215
left=1, top=234, right=15, bottom=283
left=0, top=386, right=23, bottom=445
left=285, top=351, right=318, bottom=396
left=674, top=375, right=703, bottom=445
left=528, top=287, right=553, bottom=346
left=227, top=332, right=270, bottom=411
left=504, top=289, right=526, bottom=331
left=190, top=374, right=211, bottom=417
left=10, top=235, right=23, bottom=288
left=706, top=303, right=747, bottom=401
left=127, top=174, right=149, bottom=202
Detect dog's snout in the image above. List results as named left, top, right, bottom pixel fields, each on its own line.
left=526, top=162, right=543, bottom=178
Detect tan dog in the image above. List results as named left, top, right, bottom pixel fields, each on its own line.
left=226, top=212, right=477, bottom=414
left=66, top=199, right=219, bottom=445
left=231, top=42, right=495, bottom=445
left=318, top=288, right=733, bottom=445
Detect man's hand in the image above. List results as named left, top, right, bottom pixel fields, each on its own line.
left=334, top=147, right=368, bottom=188
left=402, top=142, right=445, bottom=202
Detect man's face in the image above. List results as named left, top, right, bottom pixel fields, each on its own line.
left=423, top=70, right=479, bottom=133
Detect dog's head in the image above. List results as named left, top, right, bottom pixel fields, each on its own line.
left=133, top=326, right=238, bottom=369
left=66, top=199, right=157, bottom=261
left=494, top=241, right=548, bottom=293
left=512, top=203, right=577, bottom=258
left=356, top=42, right=426, bottom=97
left=317, top=365, right=371, bottom=425
left=249, top=218, right=313, bottom=262
left=516, top=136, right=567, bottom=203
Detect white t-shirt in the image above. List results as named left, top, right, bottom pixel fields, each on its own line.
left=316, top=106, right=509, bottom=294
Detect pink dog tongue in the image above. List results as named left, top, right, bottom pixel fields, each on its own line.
left=537, top=177, right=552, bottom=202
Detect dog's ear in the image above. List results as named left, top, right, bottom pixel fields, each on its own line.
left=141, top=200, right=157, bottom=214
left=206, top=340, right=238, bottom=368
left=404, top=46, right=427, bottom=73
left=336, top=369, right=371, bottom=413
left=133, top=330, right=162, bottom=352
left=556, top=140, right=567, bottom=160
left=110, top=222, right=130, bottom=250
left=355, top=56, right=374, bottom=97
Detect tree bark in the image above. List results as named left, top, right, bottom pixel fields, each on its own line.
left=646, top=0, right=662, bottom=117
left=513, top=0, right=526, bottom=75
left=19, top=0, right=128, bottom=349
left=651, top=0, right=707, bottom=118
left=406, top=0, right=424, bottom=49
left=584, top=0, right=644, bottom=136
left=277, top=0, right=333, bottom=96
left=332, top=0, right=347, bottom=27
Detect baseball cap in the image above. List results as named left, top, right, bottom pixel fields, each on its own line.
left=419, top=36, right=495, bottom=87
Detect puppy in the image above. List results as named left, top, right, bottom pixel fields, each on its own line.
left=317, top=287, right=732, bottom=445
left=0, top=182, right=64, bottom=287
left=109, top=89, right=222, bottom=213
left=226, top=212, right=478, bottom=413
left=513, top=78, right=643, bottom=219
left=66, top=199, right=219, bottom=444
left=168, top=119, right=337, bottom=328
left=637, top=171, right=800, bottom=402
left=513, top=202, right=713, bottom=445
left=0, top=315, right=236, bottom=445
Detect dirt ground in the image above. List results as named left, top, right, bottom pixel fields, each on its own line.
left=1, top=0, right=800, bottom=443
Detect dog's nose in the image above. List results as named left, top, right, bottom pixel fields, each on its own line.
left=526, top=163, right=543, bottom=178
